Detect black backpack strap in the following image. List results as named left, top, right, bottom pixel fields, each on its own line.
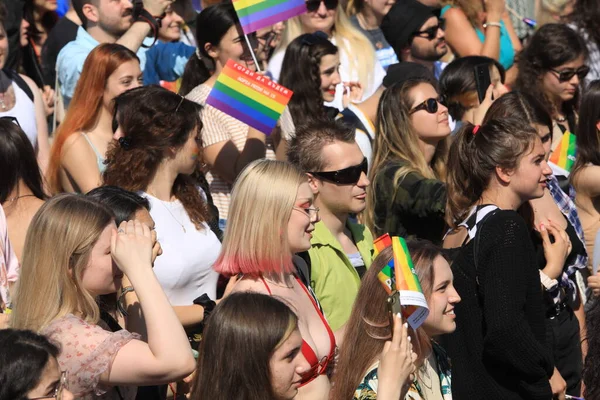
left=294, top=252, right=311, bottom=288
left=4, top=69, right=34, bottom=102
left=338, top=108, right=372, bottom=144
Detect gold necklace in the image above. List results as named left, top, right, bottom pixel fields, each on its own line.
left=148, top=191, right=187, bottom=233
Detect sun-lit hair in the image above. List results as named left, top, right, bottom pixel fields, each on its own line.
left=213, top=160, right=307, bottom=276
left=365, top=79, right=448, bottom=232
left=47, top=43, right=139, bottom=194
left=276, top=5, right=376, bottom=92
left=11, top=194, right=114, bottom=332
left=331, top=240, right=445, bottom=400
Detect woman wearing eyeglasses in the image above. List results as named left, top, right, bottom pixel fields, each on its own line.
left=365, top=75, right=450, bottom=244
left=516, top=24, right=588, bottom=164
left=0, top=329, right=74, bottom=400
left=440, top=0, right=522, bottom=86
left=215, top=159, right=335, bottom=400
left=47, top=43, right=142, bottom=194
left=267, top=0, right=385, bottom=111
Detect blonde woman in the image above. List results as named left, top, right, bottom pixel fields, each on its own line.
left=11, top=194, right=195, bottom=399
left=267, top=2, right=386, bottom=110
left=366, top=75, right=450, bottom=244
left=214, top=159, right=335, bottom=400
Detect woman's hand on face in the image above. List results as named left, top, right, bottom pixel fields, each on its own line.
left=472, top=84, right=494, bottom=125
left=540, top=221, right=571, bottom=280
left=111, top=220, right=154, bottom=277
left=377, top=313, right=417, bottom=400
left=342, top=81, right=363, bottom=108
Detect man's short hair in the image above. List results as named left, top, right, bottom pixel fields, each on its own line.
left=287, top=119, right=356, bottom=173
left=72, top=0, right=99, bottom=28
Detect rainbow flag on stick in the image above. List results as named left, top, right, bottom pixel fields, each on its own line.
left=373, top=234, right=429, bottom=329
left=549, top=130, right=577, bottom=175
left=206, top=60, right=293, bottom=135
left=233, top=0, right=307, bottom=35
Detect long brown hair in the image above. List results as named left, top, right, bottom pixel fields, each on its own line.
left=445, top=119, right=538, bottom=227
left=366, top=79, right=448, bottom=232
left=47, top=43, right=139, bottom=193
left=330, top=240, right=445, bottom=400
left=190, top=292, right=298, bottom=400
left=103, top=86, right=209, bottom=230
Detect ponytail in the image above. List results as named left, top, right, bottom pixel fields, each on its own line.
left=180, top=52, right=212, bottom=96
left=446, top=118, right=538, bottom=227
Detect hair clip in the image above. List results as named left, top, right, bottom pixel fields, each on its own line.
left=118, top=136, right=132, bottom=150
left=473, top=125, right=480, bottom=135
left=195, top=48, right=202, bottom=60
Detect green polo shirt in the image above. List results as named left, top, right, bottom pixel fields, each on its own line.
left=308, top=220, right=374, bottom=331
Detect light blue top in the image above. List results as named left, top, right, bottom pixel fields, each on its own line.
left=81, top=133, right=106, bottom=174
left=441, top=5, right=515, bottom=70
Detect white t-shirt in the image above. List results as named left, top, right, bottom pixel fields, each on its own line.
left=142, top=192, right=221, bottom=305
left=267, top=37, right=385, bottom=111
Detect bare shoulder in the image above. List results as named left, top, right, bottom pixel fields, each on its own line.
left=443, top=227, right=468, bottom=249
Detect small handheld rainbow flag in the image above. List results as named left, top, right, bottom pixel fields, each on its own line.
left=233, top=0, right=307, bottom=35
left=549, top=130, right=577, bottom=174
left=373, top=234, right=429, bottom=329
left=206, top=60, right=293, bottom=135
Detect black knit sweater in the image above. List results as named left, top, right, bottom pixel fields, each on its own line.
left=442, top=210, right=554, bottom=399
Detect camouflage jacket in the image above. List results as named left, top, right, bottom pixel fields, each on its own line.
left=372, top=160, right=447, bottom=244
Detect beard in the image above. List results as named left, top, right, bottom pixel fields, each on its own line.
left=411, top=39, right=448, bottom=62
left=98, top=13, right=133, bottom=38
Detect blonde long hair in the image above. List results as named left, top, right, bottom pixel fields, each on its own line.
left=277, top=6, right=377, bottom=92
left=11, top=194, right=114, bottom=332
left=213, top=160, right=308, bottom=276
left=365, top=79, right=449, bottom=232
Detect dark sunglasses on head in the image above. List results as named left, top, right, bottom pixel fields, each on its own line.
left=306, top=0, right=338, bottom=12
left=549, top=65, right=590, bottom=82
left=412, top=19, right=445, bottom=40
left=0, top=116, right=21, bottom=128
left=301, top=30, right=329, bottom=46
left=409, top=98, right=440, bottom=115
left=310, top=157, right=368, bottom=185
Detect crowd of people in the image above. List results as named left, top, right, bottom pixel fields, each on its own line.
left=1, top=0, right=600, bottom=399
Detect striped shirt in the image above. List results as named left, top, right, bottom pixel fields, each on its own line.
left=186, top=84, right=275, bottom=220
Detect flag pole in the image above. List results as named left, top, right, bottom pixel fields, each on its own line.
left=244, top=34, right=262, bottom=72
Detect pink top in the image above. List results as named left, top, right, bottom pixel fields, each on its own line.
left=42, top=314, right=140, bottom=399
left=0, top=204, right=19, bottom=310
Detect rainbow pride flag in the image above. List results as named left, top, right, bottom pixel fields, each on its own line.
left=549, top=130, right=577, bottom=173
left=373, top=234, right=429, bottom=329
left=206, top=60, right=293, bottom=135
left=233, top=0, right=307, bottom=35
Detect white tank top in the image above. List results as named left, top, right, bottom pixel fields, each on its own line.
left=0, top=82, right=38, bottom=149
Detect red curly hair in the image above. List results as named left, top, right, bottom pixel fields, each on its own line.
left=47, top=43, right=139, bottom=193
left=102, top=86, right=209, bottom=230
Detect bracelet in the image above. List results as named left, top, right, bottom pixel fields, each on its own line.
left=193, top=294, right=216, bottom=321
left=483, top=21, right=502, bottom=29
left=117, top=286, right=135, bottom=316
left=133, top=7, right=162, bottom=48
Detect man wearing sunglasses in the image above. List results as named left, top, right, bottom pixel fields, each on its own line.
left=288, top=119, right=374, bottom=332
left=381, top=0, right=447, bottom=79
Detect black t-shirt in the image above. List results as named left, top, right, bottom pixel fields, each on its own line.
left=41, top=17, right=79, bottom=88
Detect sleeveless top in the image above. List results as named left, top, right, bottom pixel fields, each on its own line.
left=440, top=6, right=515, bottom=70
left=81, top=133, right=106, bottom=174
left=0, top=82, right=38, bottom=148
left=259, top=275, right=336, bottom=387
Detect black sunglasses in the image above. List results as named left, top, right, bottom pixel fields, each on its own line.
left=306, top=0, right=338, bottom=12
left=301, top=30, right=329, bottom=46
left=0, top=116, right=21, bottom=128
left=310, top=157, right=368, bottom=185
left=549, top=65, right=590, bottom=82
left=412, top=19, right=445, bottom=40
left=409, top=98, right=440, bottom=115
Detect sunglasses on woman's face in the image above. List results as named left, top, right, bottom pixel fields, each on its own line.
left=305, top=0, right=338, bottom=12
left=309, top=157, right=368, bottom=185
left=412, top=19, right=446, bottom=41
left=549, top=65, right=590, bottom=82
left=409, top=98, right=440, bottom=115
